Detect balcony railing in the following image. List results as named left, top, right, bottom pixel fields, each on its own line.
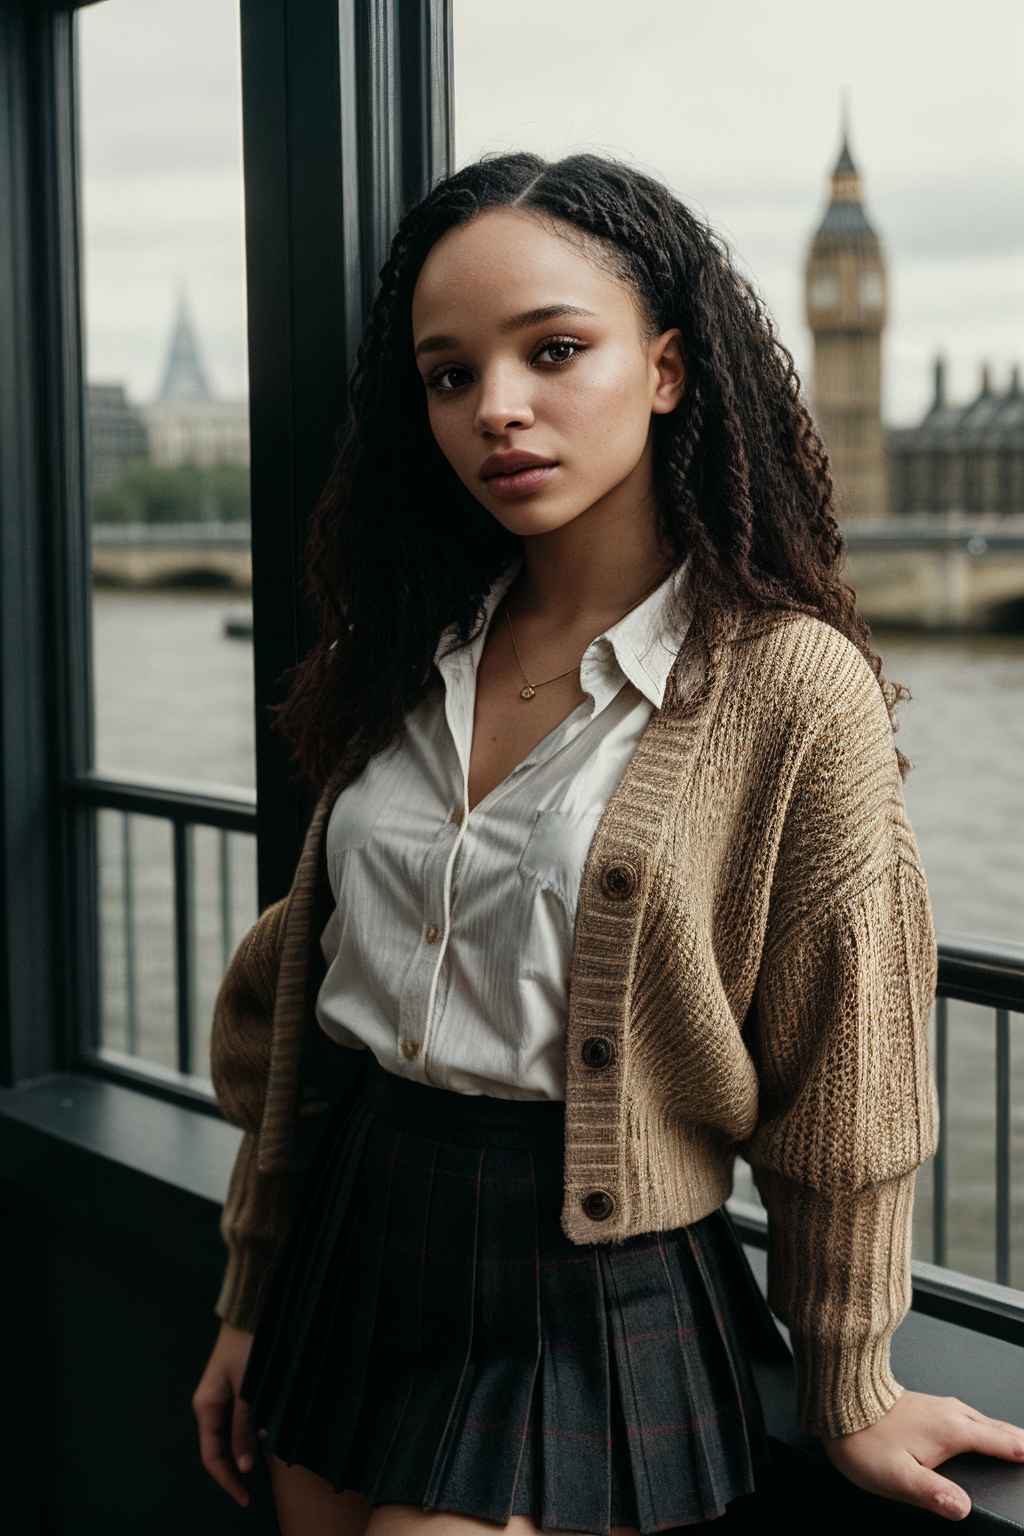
left=70, top=772, right=257, bottom=1109
left=932, top=934, right=1024, bottom=1285
left=71, top=772, right=1024, bottom=1333
left=730, top=928, right=1024, bottom=1343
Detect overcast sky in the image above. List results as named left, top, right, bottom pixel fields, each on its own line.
left=78, top=0, right=1024, bottom=423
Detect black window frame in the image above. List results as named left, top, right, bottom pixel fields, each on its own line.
left=0, top=0, right=452, bottom=1104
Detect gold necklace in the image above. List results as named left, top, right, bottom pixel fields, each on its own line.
left=505, top=572, right=671, bottom=702
left=506, top=611, right=581, bottom=700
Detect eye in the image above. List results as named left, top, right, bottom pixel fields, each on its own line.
left=533, top=337, right=586, bottom=367
left=426, top=363, right=473, bottom=392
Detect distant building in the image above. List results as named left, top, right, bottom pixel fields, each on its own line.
left=887, top=361, right=1024, bottom=517
left=805, top=130, right=888, bottom=519
left=86, top=383, right=149, bottom=490
left=140, top=291, right=249, bottom=468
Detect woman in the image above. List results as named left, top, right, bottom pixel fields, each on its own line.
left=193, top=153, right=1024, bottom=1534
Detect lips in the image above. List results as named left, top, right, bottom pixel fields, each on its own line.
left=479, top=451, right=558, bottom=500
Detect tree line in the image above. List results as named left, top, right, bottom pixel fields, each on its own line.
left=92, top=462, right=250, bottom=524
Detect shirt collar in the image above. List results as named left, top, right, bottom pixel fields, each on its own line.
left=594, top=563, right=689, bottom=709
left=434, top=559, right=689, bottom=712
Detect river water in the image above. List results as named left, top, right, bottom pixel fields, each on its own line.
left=92, top=590, right=1024, bottom=1283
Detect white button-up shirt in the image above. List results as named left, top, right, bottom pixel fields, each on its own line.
left=316, top=566, right=687, bottom=1100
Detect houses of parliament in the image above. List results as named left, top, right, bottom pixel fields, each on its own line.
left=806, top=129, right=1024, bottom=520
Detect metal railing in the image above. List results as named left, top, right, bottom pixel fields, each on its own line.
left=932, top=933, right=1024, bottom=1285
left=729, top=928, right=1024, bottom=1344
left=71, top=772, right=257, bottom=1098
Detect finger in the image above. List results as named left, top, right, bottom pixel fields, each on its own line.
left=899, top=1463, right=971, bottom=1521
left=960, top=1404, right=1023, bottom=1430
left=195, top=1403, right=250, bottom=1508
left=232, top=1392, right=258, bottom=1475
left=957, top=1420, right=1024, bottom=1463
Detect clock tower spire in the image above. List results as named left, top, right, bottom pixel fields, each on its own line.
left=805, top=122, right=887, bottom=519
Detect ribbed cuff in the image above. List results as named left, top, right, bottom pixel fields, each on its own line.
left=754, top=1167, right=915, bottom=1438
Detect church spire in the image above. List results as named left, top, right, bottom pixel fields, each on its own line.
left=157, top=287, right=213, bottom=403
left=814, top=113, right=876, bottom=239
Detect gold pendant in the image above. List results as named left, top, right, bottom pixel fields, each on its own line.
left=519, top=685, right=536, bottom=700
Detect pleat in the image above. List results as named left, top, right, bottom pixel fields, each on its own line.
left=295, top=1118, right=401, bottom=1482
left=424, top=1145, right=543, bottom=1524
left=242, top=1092, right=375, bottom=1448
left=361, top=1133, right=484, bottom=1503
left=347, top=1131, right=439, bottom=1495
left=601, top=1219, right=767, bottom=1530
left=534, top=1150, right=614, bottom=1535
left=677, top=1220, right=767, bottom=1493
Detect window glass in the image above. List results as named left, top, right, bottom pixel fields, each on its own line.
left=77, top=0, right=257, bottom=1081
left=454, top=0, right=1024, bottom=1282
left=454, top=0, right=1024, bottom=942
left=78, top=0, right=254, bottom=795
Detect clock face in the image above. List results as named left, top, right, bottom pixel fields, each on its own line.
left=810, top=273, right=840, bottom=309
left=860, top=271, right=884, bottom=308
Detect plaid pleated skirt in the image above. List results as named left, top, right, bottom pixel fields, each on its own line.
left=243, top=1057, right=780, bottom=1534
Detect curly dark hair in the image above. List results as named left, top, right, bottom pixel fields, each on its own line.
left=277, top=151, right=907, bottom=789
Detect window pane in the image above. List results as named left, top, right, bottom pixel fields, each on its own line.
left=454, top=0, right=1024, bottom=943
left=78, top=0, right=254, bottom=794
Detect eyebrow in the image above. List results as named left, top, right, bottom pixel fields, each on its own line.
left=414, top=304, right=597, bottom=358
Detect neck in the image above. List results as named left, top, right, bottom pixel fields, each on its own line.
left=514, top=462, right=674, bottom=624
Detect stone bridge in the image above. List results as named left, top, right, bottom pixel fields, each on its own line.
left=92, top=518, right=1024, bottom=630
left=840, top=518, right=1024, bottom=630
left=91, top=521, right=251, bottom=590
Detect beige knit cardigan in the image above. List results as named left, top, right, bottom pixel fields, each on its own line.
left=210, top=612, right=938, bottom=1440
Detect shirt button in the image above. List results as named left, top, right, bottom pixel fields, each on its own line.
left=450, top=806, right=464, bottom=827
left=425, top=922, right=441, bottom=944
left=582, top=1189, right=616, bottom=1222
left=399, top=1037, right=420, bottom=1060
left=581, top=1036, right=614, bottom=1070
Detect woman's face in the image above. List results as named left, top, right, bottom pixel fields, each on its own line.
left=411, top=209, right=684, bottom=539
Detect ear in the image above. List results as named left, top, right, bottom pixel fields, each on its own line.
left=650, top=328, right=685, bottom=415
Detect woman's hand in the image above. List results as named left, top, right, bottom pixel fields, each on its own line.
left=192, top=1320, right=258, bottom=1507
left=823, top=1389, right=1024, bottom=1520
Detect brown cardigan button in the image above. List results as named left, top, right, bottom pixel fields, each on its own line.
left=582, top=1189, right=616, bottom=1221
left=581, top=1036, right=613, bottom=1070
left=600, top=860, right=637, bottom=900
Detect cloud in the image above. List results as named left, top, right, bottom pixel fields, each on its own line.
left=76, top=0, right=1024, bottom=422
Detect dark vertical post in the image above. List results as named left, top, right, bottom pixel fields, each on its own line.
left=239, top=0, right=454, bottom=910
left=219, top=827, right=233, bottom=973
left=397, top=0, right=454, bottom=215
left=0, top=5, right=89, bottom=1084
left=122, top=811, right=138, bottom=1054
left=173, top=819, right=195, bottom=1075
left=995, top=1006, right=1011, bottom=1285
left=932, top=995, right=949, bottom=1269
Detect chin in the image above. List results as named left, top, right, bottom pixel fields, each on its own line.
left=484, top=495, right=594, bottom=539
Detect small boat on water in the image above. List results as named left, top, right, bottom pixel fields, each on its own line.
left=223, top=609, right=253, bottom=639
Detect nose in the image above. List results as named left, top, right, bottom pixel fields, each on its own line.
left=474, top=364, right=535, bottom=437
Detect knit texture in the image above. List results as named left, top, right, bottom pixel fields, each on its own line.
left=211, top=614, right=937, bottom=1438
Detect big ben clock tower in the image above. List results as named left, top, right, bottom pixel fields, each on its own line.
left=805, top=128, right=887, bottom=519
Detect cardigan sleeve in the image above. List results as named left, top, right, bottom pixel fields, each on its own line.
left=746, top=675, right=938, bottom=1439
left=210, top=895, right=307, bottom=1330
